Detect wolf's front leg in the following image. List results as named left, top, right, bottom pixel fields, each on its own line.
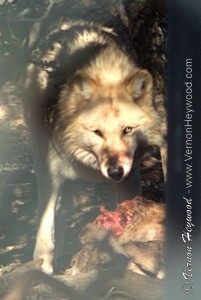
left=33, top=170, right=63, bottom=274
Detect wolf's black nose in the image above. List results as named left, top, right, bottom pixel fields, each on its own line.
left=107, top=166, right=124, bottom=181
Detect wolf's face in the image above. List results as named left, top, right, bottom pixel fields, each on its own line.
left=72, top=101, right=148, bottom=181
left=56, top=68, right=161, bottom=182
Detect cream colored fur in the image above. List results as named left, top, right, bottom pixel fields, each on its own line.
left=24, top=20, right=165, bottom=274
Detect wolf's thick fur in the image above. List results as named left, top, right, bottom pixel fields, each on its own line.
left=24, top=19, right=165, bottom=274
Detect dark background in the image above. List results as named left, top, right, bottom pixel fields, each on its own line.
left=166, top=0, right=201, bottom=299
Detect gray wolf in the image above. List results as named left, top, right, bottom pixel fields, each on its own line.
left=24, top=18, right=165, bottom=274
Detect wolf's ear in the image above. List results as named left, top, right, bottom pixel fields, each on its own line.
left=127, top=69, right=153, bottom=104
left=70, top=70, right=97, bottom=99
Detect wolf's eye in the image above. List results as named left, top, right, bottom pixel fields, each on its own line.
left=122, top=126, right=133, bottom=135
left=94, top=129, right=103, bottom=138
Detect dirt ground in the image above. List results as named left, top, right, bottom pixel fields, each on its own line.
left=0, top=81, right=164, bottom=276
left=0, top=83, right=35, bottom=274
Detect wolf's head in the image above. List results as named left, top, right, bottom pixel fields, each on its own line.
left=55, top=67, right=163, bottom=182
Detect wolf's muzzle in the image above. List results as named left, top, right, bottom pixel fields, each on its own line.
left=107, top=165, right=124, bottom=181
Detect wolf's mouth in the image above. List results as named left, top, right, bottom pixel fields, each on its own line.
left=100, top=158, right=133, bottom=182
left=100, top=164, right=127, bottom=182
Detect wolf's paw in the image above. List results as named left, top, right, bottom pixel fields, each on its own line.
left=40, top=260, right=54, bottom=275
left=33, top=247, right=54, bottom=274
